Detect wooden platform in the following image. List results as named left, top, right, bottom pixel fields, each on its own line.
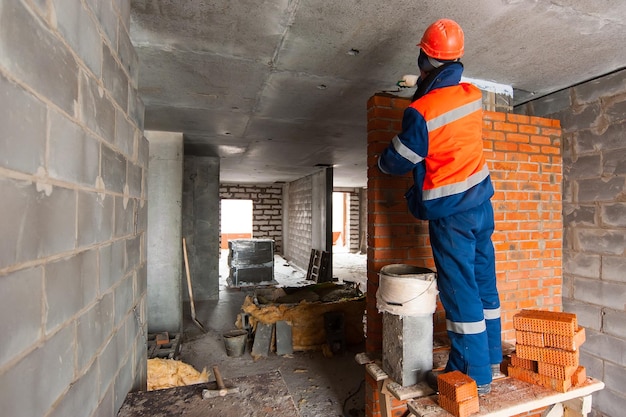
left=118, top=370, right=299, bottom=417
left=407, top=376, right=604, bottom=417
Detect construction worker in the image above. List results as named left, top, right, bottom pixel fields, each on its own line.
left=378, top=18, right=501, bottom=394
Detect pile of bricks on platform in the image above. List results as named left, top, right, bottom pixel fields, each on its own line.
left=508, top=309, right=587, bottom=392
left=437, top=371, right=480, bottom=417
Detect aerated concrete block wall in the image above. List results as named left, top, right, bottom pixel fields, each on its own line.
left=365, top=93, right=562, bottom=417
left=0, top=1, right=147, bottom=417
left=516, top=69, right=626, bottom=417
left=219, top=184, right=283, bottom=254
left=283, top=176, right=314, bottom=270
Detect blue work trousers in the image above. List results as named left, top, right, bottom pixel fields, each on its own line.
left=429, top=200, right=502, bottom=386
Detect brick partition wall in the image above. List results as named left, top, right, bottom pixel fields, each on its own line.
left=365, top=93, right=562, bottom=417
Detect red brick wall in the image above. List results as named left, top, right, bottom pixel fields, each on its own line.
left=365, top=93, right=562, bottom=416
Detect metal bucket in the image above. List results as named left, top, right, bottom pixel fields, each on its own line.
left=223, top=330, right=247, bottom=357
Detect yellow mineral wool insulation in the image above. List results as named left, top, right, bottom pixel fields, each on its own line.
left=147, top=358, right=209, bottom=391
left=240, top=295, right=365, bottom=351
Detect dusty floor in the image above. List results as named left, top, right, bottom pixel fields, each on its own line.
left=177, top=250, right=368, bottom=417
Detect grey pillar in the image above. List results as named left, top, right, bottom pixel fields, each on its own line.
left=146, top=131, right=184, bottom=333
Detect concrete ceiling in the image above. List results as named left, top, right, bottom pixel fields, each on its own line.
left=130, top=0, right=626, bottom=188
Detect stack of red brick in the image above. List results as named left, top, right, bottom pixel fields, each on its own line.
left=437, top=371, right=480, bottom=417
left=508, top=309, right=587, bottom=392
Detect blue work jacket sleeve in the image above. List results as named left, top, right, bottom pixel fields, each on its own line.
left=377, top=107, right=429, bottom=176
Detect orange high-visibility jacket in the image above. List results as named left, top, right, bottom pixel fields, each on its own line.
left=378, top=65, right=493, bottom=220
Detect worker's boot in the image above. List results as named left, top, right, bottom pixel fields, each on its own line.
left=492, top=363, right=505, bottom=379
left=477, top=383, right=491, bottom=395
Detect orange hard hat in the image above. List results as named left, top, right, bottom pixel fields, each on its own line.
left=418, top=19, right=464, bottom=60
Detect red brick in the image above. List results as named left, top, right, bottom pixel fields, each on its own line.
left=438, top=394, right=480, bottom=417
left=513, top=310, right=577, bottom=336
left=571, top=366, right=587, bottom=387
left=437, top=371, right=477, bottom=402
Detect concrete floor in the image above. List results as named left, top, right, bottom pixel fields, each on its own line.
left=177, top=250, right=368, bottom=417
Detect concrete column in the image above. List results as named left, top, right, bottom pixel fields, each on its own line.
left=146, top=131, right=184, bottom=333
left=183, top=156, right=220, bottom=300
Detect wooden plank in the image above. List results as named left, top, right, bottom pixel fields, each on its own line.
left=407, top=377, right=604, bottom=417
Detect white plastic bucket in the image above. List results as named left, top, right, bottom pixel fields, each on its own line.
left=376, top=264, right=438, bottom=317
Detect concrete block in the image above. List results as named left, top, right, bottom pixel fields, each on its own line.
left=138, top=135, right=150, bottom=169
left=128, top=88, right=145, bottom=131
left=382, top=312, right=433, bottom=386
left=561, top=103, right=601, bottom=132
left=47, top=362, right=99, bottom=417
left=102, top=145, right=127, bottom=194
left=251, top=322, right=273, bottom=358
left=117, top=16, right=139, bottom=81
left=579, top=351, right=603, bottom=380
left=566, top=154, right=602, bottom=179
left=95, top=384, right=115, bottom=417
left=276, top=320, right=293, bottom=355
left=127, top=162, right=143, bottom=199
left=99, top=315, right=123, bottom=391
left=573, top=277, right=626, bottom=312
left=575, top=121, right=626, bottom=154
left=581, top=329, right=626, bottom=368
left=606, top=95, right=626, bottom=124
left=603, top=256, right=626, bottom=283
left=115, top=110, right=135, bottom=157
left=0, top=267, right=43, bottom=368
left=115, top=196, right=134, bottom=237
left=77, top=296, right=114, bottom=371
left=603, top=309, right=626, bottom=339
left=51, top=0, right=102, bottom=77
left=575, top=228, right=625, bottom=255
left=114, top=274, right=135, bottom=327
left=594, top=385, right=626, bottom=417
left=21, top=185, right=76, bottom=262
left=136, top=200, right=148, bottom=234
left=604, top=361, right=626, bottom=396
left=562, top=299, right=602, bottom=331
left=0, top=74, right=46, bottom=174
left=126, top=235, right=141, bottom=271
left=136, top=263, right=148, bottom=298
left=78, top=191, right=114, bottom=246
left=79, top=71, right=115, bottom=141
left=90, top=0, right=118, bottom=47
left=114, top=354, right=133, bottom=413
left=0, top=0, right=78, bottom=114
left=563, top=252, right=600, bottom=279
left=0, top=325, right=75, bottom=417
left=563, top=204, right=596, bottom=227
left=601, top=203, right=626, bottom=228
left=49, top=110, right=99, bottom=186
left=576, top=177, right=625, bottom=203
left=99, top=239, right=127, bottom=292
left=103, top=43, right=129, bottom=110
left=45, top=250, right=98, bottom=331
left=603, top=148, right=626, bottom=176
